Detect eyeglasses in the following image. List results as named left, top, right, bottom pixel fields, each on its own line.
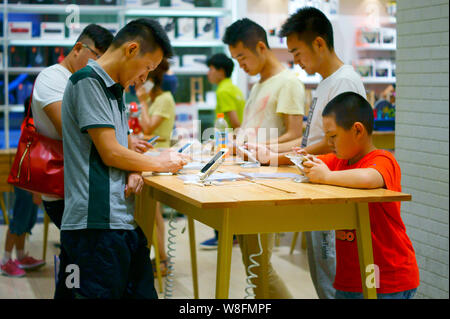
left=82, top=43, right=101, bottom=59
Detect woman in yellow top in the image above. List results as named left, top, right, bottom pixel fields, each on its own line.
left=138, top=59, right=176, bottom=148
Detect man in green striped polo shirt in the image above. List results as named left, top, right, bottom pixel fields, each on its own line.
left=60, top=19, right=187, bottom=299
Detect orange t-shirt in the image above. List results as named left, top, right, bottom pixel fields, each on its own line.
left=318, top=150, right=420, bottom=293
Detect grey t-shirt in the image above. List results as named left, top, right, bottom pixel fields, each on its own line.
left=61, top=59, right=136, bottom=231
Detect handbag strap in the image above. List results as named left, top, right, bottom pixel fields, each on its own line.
left=23, top=81, right=37, bottom=129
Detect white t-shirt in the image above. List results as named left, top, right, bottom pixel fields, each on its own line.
left=240, top=69, right=305, bottom=142
left=31, top=64, right=72, bottom=201
left=302, top=65, right=366, bottom=147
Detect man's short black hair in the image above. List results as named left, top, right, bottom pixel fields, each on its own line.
left=322, top=92, right=374, bottom=134
left=206, top=53, right=234, bottom=78
left=111, top=18, right=173, bottom=58
left=76, top=24, right=114, bottom=54
left=222, top=18, right=270, bottom=52
left=279, top=7, right=334, bottom=50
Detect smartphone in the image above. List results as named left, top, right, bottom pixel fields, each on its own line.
left=285, top=153, right=306, bottom=173
left=178, top=142, right=193, bottom=153
left=147, top=135, right=160, bottom=146
left=238, top=146, right=258, bottom=163
left=198, top=148, right=228, bottom=181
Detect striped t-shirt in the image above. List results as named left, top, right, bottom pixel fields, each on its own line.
left=61, top=59, right=136, bottom=231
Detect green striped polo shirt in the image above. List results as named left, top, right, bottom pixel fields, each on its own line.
left=61, top=59, right=137, bottom=231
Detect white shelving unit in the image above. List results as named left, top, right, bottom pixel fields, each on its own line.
left=0, top=0, right=237, bottom=149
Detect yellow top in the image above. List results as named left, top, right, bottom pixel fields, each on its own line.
left=146, top=91, right=176, bottom=148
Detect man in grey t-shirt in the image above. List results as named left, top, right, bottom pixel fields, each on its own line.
left=60, top=19, right=186, bottom=299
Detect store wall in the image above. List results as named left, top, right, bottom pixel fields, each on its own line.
left=396, top=0, right=449, bottom=299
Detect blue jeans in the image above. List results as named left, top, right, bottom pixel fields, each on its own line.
left=305, top=231, right=336, bottom=299
left=335, top=288, right=417, bottom=299
left=9, top=187, right=39, bottom=236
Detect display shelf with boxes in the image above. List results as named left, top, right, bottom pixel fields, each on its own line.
left=1, top=0, right=237, bottom=148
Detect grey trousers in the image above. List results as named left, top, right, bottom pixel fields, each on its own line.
left=305, top=230, right=337, bottom=299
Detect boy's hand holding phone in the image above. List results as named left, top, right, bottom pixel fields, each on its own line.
left=302, top=156, right=330, bottom=184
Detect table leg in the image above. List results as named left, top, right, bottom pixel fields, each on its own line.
left=135, top=185, right=157, bottom=249
left=187, top=216, right=199, bottom=299
left=215, top=209, right=233, bottom=299
left=355, top=202, right=377, bottom=299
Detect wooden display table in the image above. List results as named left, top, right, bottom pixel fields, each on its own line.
left=135, top=163, right=411, bottom=299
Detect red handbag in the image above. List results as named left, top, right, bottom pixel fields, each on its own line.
left=7, top=87, right=64, bottom=198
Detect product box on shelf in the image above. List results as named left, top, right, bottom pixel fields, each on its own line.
left=49, top=47, right=67, bottom=65
left=356, top=27, right=380, bottom=47
left=177, top=18, right=195, bottom=41
left=125, top=0, right=141, bottom=6
left=70, top=0, right=95, bottom=4
left=30, top=0, right=53, bottom=4
left=182, top=55, right=207, bottom=69
left=353, top=59, right=374, bottom=78
left=99, top=0, right=118, bottom=5
left=170, top=0, right=195, bottom=8
left=8, top=46, right=28, bottom=67
left=8, top=22, right=32, bottom=39
left=141, top=0, right=159, bottom=6
left=159, top=18, right=176, bottom=41
left=196, top=18, right=215, bottom=40
left=374, top=60, right=391, bottom=78
left=68, top=22, right=89, bottom=39
left=41, top=22, right=65, bottom=40
left=29, top=46, right=48, bottom=66
left=380, top=27, right=396, bottom=46
left=7, top=0, right=31, bottom=3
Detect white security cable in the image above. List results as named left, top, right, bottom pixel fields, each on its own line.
left=244, top=233, right=263, bottom=299
left=164, top=210, right=177, bottom=299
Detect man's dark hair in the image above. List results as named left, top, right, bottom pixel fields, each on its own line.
left=222, top=18, right=270, bottom=51
left=322, top=92, right=374, bottom=134
left=110, top=18, right=173, bottom=58
left=279, top=7, right=334, bottom=50
left=206, top=53, right=234, bottom=78
left=76, top=24, right=114, bottom=54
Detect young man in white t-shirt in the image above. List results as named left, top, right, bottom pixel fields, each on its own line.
left=222, top=18, right=306, bottom=299
left=259, top=7, right=366, bottom=299
left=31, top=24, right=115, bottom=229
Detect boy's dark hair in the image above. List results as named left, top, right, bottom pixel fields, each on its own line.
left=223, top=18, right=270, bottom=52
left=279, top=7, right=334, bottom=50
left=206, top=53, right=234, bottom=78
left=76, top=24, right=114, bottom=54
left=110, top=18, right=173, bottom=58
left=322, top=92, right=374, bottom=134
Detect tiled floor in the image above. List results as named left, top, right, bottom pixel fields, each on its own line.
left=0, top=218, right=318, bottom=299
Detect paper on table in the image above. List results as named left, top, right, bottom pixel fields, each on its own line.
left=180, top=161, right=205, bottom=170
left=178, top=173, right=245, bottom=182
left=238, top=172, right=303, bottom=180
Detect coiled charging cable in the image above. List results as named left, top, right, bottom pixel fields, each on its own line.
left=244, top=233, right=263, bottom=299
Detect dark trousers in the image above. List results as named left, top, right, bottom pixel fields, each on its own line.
left=60, top=226, right=158, bottom=299
left=42, top=200, right=72, bottom=299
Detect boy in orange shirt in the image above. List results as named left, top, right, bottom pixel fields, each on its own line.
left=302, top=91, right=420, bottom=298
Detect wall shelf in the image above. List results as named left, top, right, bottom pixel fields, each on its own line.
left=1, top=2, right=236, bottom=149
